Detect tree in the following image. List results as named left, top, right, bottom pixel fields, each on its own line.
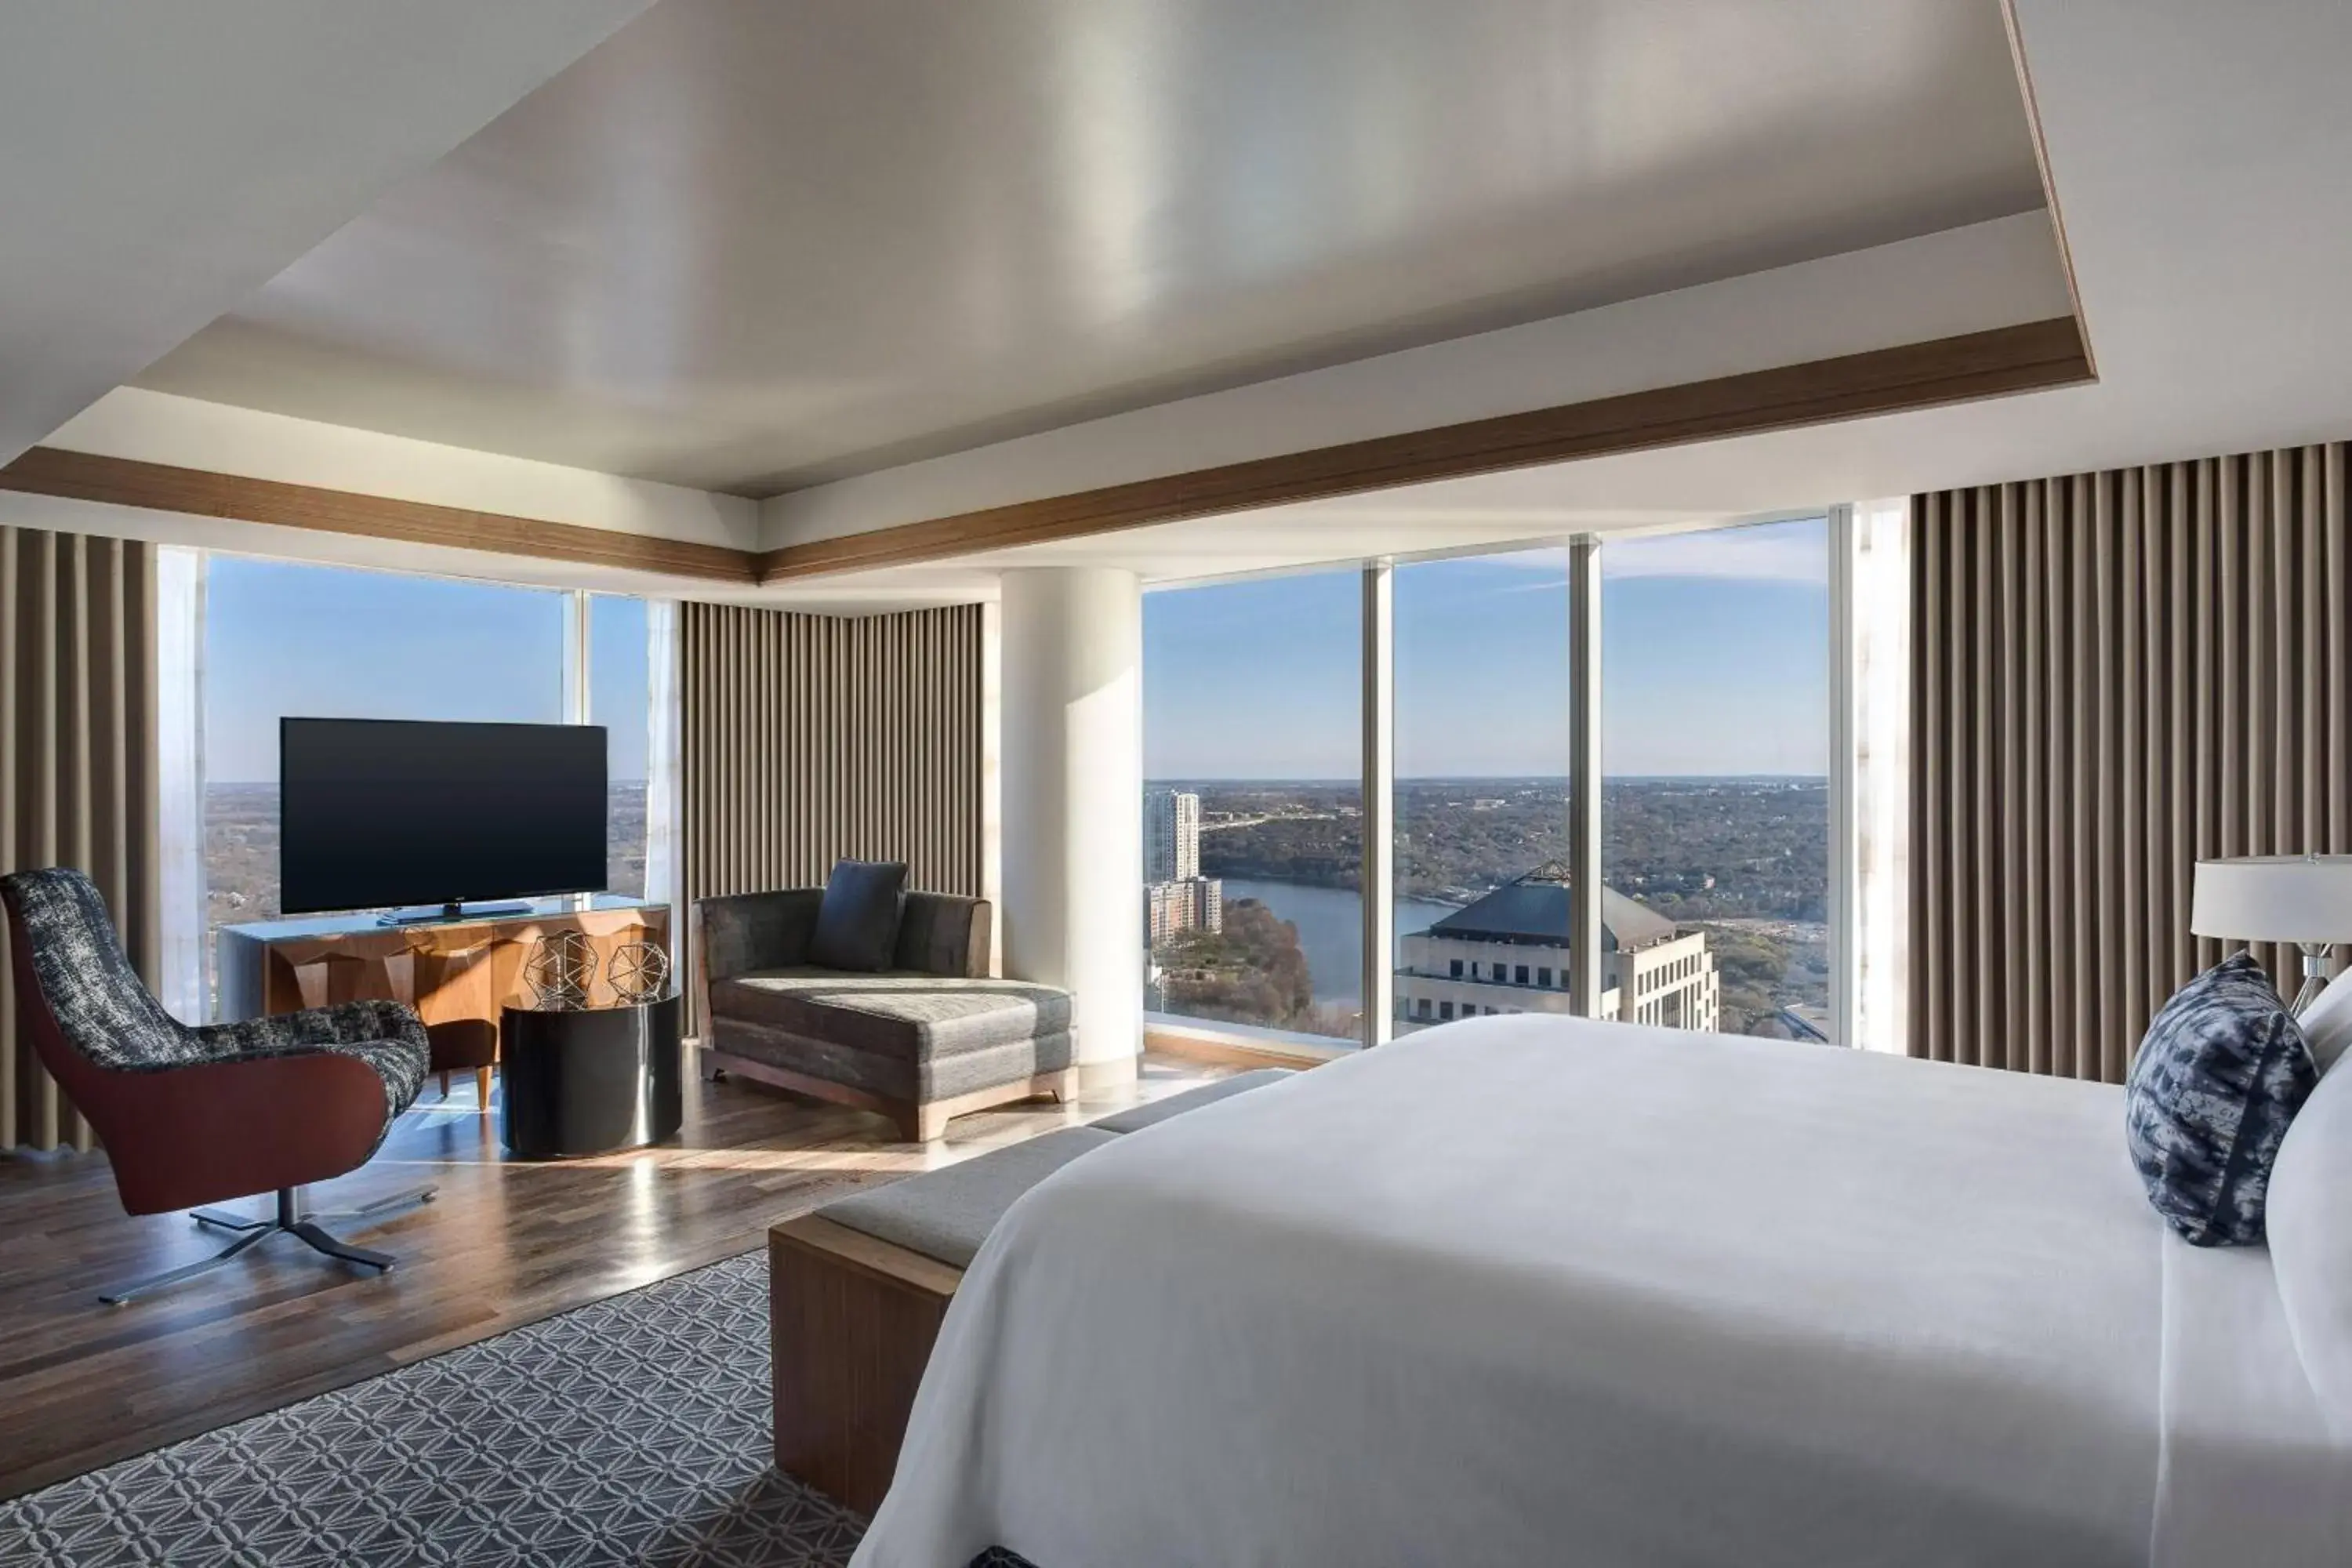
left=1156, top=899, right=1318, bottom=1033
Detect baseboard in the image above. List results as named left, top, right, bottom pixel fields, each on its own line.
left=1143, top=1022, right=1352, bottom=1072
left=1073, top=1056, right=1142, bottom=1091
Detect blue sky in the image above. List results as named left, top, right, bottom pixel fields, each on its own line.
left=207, top=519, right=1825, bottom=786
left=205, top=557, right=651, bottom=782
left=1145, top=517, right=1830, bottom=779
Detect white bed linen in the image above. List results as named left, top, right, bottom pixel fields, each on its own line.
left=2151, top=1239, right=2352, bottom=1565
left=852, top=1015, right=2344, bottom=1567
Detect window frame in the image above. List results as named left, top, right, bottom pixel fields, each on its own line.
left=185, top=554, right=670, bottom=1019
left=1148, top=506, right=1855, bottom=1054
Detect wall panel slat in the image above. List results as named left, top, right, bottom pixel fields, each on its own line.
left=0, top=526, right=161, bottom=1151
left=1911, top=442, right=2352, bottom=1082
left=677, top=603, right=984, bottom=1029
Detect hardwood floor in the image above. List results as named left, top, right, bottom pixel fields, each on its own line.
left=0, top=1054, right=1230, bottom=1502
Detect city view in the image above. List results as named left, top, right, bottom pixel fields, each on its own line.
left=1142, top=776, right=1829, bottom=1042
left=1142, top=518, right=1834, bottom=1047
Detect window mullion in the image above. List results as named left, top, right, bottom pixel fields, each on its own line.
left=562, top=590, right=590, bottom=726
left=1568, top=535, right=1603, bottom=1018
left=1361, top=559, right=1394, bottom=1045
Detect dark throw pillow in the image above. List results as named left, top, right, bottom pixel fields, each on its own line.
left=2125, top=951, right=2317, bottom=1246
left=809, top=860, right=909, bottom=972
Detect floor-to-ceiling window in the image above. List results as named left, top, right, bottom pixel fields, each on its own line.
left=1138, top=512, right=1845, bottom=1055
left=1141, top=568, right=1364, bottom=1042
left=1391, top=549, right=1574, bottom=1033
left=198, top=556, right=661, bottom=1014
left=1599, top=518, right=1832, bottom=1038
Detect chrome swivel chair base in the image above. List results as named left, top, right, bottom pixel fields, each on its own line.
left=101, top=1184, right=436, bottom=1305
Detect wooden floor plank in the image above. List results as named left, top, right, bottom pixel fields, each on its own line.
left=0, top=1054, right=1226, bottom=1501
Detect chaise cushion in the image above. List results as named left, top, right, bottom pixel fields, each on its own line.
left=820, top=1127, right=1116, bottom=1269
left=714, top=970, right=1073, bottom=1059
left=894, top=891, right=987, bottom=978
left=809, top=861, right=909, bottom=972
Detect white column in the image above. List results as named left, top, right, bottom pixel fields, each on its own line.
left=998, top=568, right=1143, bottom=1081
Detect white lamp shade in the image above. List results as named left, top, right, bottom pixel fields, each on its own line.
left=2190, top=855, right=2352, bottom=944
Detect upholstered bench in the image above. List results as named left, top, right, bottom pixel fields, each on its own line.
left=1091, top=1068, right=1289, bottom=1132
left=768, top=1071, right=1293, bottom=1512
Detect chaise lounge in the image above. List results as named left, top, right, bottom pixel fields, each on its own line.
left=694, top=861, right=1076, bottom=1141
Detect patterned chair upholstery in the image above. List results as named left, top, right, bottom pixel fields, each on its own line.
left=6, top=867, right=428, bottom=1145
left=1, top=866, right=436, bottom=1303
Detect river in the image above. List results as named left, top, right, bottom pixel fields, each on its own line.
left=1218, top=877, right=1461, bottom=1007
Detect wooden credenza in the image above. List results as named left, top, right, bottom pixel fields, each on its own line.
left=217, top=898, right=671, bottom=1073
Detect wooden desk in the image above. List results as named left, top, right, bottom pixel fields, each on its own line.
left=218, top=898, right=671, bottom=1101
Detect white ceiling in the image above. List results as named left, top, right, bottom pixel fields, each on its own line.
left=771, top=0, right=2352, bottom=596
left=129, top=0, right=2043, bottom=498
left=20, top=0, right=2343, bottom=616
left=0, top=0, right=652, bottom=470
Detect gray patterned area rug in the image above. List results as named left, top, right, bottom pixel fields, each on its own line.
left=1, top=1251, right=873, bottom=1567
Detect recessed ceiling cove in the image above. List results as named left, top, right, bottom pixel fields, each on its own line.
left=138, top=0, right=2044, bottom=497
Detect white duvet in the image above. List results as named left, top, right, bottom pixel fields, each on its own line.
left=852, top=1015, right=2352, bottom=1566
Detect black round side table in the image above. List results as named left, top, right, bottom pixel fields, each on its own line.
left=499, top=993, right=683, bottom=1158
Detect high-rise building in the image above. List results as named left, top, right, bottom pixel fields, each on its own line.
left=1173, top=792, right=1200, bottom=880
left=1144, top=789, right=1174, bottom=880
left=1144, top=788, right=1202, bottom=881
left=1392, top=862, right=1718, bottom=1034
left=1145, top=875, right=1224, bottom=946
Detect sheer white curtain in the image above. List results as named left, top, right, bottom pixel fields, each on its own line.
left=1850, top=498, right=1911, bottom=1055
left=155, top=546, right=207, bottom=1022
left=644, top=599, right=682, bottom=952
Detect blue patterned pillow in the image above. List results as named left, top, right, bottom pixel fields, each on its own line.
left=2125, top=952, right=2317, bottom=1246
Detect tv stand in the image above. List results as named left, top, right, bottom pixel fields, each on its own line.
left=376, top=899, right=534, bottom=927
left=217, top=896, right=672, bottom=1105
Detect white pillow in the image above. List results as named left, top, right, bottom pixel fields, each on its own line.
left=2298, top=965, right=2352, bottom=1073
left=2266, top=1058, right=2352, bottom=1438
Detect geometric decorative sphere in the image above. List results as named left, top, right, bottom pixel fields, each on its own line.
left=521, top=930, right=599, bottom=1011
left=606, top=940, right=671, bottom=1004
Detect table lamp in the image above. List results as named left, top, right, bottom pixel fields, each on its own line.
left=2191, top=854, right=2352, bottom=1014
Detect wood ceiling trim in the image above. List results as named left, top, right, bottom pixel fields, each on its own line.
left=754, top=316, right=2092, bottom=581
left=0, top=317, right=2089, bottom=589
left=0, top=446, right=760, bottom=583
left=1999, top=1, right=2093, bottom=378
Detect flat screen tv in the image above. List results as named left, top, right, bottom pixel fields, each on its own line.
left=279, top=717, right=608, bottom=916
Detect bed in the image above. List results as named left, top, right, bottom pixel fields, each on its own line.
left=850, top=1014, right=2352, bottom=1566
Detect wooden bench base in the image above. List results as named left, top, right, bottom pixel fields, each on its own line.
left=769, top=1213, right=964, bottom=1515
left=706, top=1046, right=1077, bottom=1142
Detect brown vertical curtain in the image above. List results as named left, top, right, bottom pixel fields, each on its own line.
left=1911, top=443, right=2352, bottom=1083
left=0, top=526, right=160, bottom=1151
left=679, top=601, right=983, bottom=1023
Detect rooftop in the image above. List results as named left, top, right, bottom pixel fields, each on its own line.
left=1428, top=862, right=1679, bottom=951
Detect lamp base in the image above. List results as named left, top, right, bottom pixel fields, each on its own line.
left=2290, top=942, right=2332, bottom=1016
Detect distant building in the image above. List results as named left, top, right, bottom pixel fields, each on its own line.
left=1145, top=876, right=1222, bottom=946
left=1393, top=860, right=1719, bottom=1033
left=1144, top=788, right=1201, bottom=881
